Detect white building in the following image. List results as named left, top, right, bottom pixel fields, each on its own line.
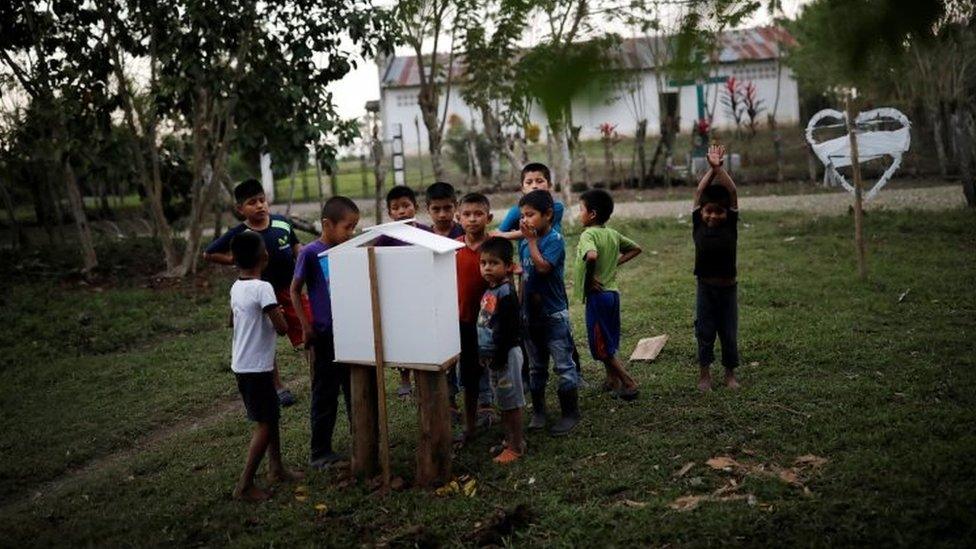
left=378, top=26, right=800, bottom=146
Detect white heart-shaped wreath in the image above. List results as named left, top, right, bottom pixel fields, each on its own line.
left=805, top=107, right=911, bottom=201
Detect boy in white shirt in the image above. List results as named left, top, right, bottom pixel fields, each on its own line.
left=229, top=231, right=303, bottom=501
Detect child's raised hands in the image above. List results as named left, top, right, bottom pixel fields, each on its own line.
left=707, top=144, right=726, bottom=168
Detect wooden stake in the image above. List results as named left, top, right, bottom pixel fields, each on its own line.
left=366, top=247, right=392, bottom=491
left=349, top=366, right=379, bottom=478
left=414, top=368, right=453, bottom=487
left=845, top=98, right=868, bottom=280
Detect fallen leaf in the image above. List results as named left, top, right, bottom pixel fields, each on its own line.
left=776, top=468, right=800, bottom=485
left=619, top=499, right=648, bottom=508
left=528, top=477, right=536, bottom=485
left=294, top=495, right=308, bottom=502
left=794, top=455, right=828, bottom=469
left=668, top=495, right=702, bottom=511
left=784, top=236, right=797, bottom=242
left=705, top=456, right=740, bottom=471
left=462, top=479, right=477, bottom=497
left=674, top=462, right=695, bottom=478
left=314, top=503, right=328, bottom=513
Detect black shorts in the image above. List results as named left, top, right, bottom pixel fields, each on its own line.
left=236, top=371, right=280, bottom=423
left=459, top=321, right=484, bottom=390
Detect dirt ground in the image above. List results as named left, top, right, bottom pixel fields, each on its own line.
left=274, top=180, right=968, bottom=228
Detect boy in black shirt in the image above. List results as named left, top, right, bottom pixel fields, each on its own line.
left=692, top=144, right=740, bottom=392
left=477, top=237, right=525, bottom=464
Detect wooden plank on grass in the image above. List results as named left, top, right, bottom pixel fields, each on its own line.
left=629, top=334, right=669, bottom=362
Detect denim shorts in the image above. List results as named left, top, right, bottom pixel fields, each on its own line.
left=490, top=347, right=526, bottom=411
left=524, top=309, right=580, bottom=392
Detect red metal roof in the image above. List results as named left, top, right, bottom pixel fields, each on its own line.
left=381, top=25, right=796, bottom=88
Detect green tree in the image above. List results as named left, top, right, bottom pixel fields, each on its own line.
left=99, top=0, right=394, bottom=276
left=0, top=1, right=112, bottom=273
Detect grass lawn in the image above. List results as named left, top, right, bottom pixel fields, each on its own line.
left=0, top=208, right=973, bottom=546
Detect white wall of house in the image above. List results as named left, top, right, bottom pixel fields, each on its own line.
left=380, top=60, right=799, bottom=149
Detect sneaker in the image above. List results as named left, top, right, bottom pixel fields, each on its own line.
left=493, top=447, right=522, bottom=464
left=277, top=389, right=296, bottom=407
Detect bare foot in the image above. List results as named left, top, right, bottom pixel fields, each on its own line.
left=233, top=484, right=270, bottom=502
left=267, top=468, right=305, bottom=484
left=698, top=367, right=712, bottom=393
left=724, top=369, right=740, bottom=390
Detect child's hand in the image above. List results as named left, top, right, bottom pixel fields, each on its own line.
left=519, top=219, right=538, bottom=242
left=587, top=275, right=604, bottom=294
left=707, top=144, right=726, bottom=168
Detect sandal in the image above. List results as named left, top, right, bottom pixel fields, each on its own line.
left=492, top=447, right=523, bottom=464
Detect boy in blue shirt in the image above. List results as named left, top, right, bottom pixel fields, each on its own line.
left=205, top=179, right=304, bottom=407
left=494, top=162, right=565, bottom=238
left=518, top=190, right=581, bottom=436
left=289, top=196, right=360, bottom=469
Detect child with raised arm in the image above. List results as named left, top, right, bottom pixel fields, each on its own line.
left=692, top=144, right=741, bottom=391
left=575, top=189, right=642, bottom=400
left=373, top=185, right=431, bottom=397
left=519, top=190, right=581, bottom=436
left=477, top=236, right=525, bottom=464
left=228, top=231, right=303, bottom=501
left=204, top=178, right=305, bottom=407
left=289, top=197, right=360, bottom=469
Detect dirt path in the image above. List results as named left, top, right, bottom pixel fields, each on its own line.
left=276, top=184, right=967, bottom=227
left=2, top=378, right=309, bottom=512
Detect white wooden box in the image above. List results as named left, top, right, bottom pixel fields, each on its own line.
left=320, top=220, right=463, bottom=370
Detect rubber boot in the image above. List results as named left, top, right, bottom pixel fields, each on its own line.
left=549, top=388, right=581, bottom=436
left=528, top=390, right=547, bottom=430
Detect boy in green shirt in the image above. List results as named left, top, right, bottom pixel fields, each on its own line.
left=575, top=189, right=642, bottom=400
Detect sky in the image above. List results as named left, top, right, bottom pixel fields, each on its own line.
left=327, top=0, right=810, bottom=122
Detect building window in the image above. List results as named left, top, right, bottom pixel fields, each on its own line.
left=396, top=93, right=417, bottom=107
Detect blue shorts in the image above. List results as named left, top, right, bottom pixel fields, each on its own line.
left=585, top=290, right=621, bottom=361
left=489, top=347, right=526, bottom=411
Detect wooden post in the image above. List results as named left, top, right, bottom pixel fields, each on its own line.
left=845, top=98, right=868, bottom=280
left=366, top=247, right=392, bottom=491
left=349, top=366, right=379, bottom=478
left=414, top=366, right=453, bottom=487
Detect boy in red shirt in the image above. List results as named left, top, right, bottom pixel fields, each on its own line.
left=454, top=192, right=494, bottom=443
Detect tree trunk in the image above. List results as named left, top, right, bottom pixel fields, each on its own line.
left=0, top=176, right=25, bottom=249
left=62, top=158, right=98, bottom=273
left=955, top=108, right=976, bottom=207
left=635, top=119, right=647, bottom=187
left=770, top=115, right=784, bottom=183
left=301, top=158, right=310, bottom=201
left=480, top=105, right=517, bottom=189
left=928, top=99, right=949, bottom=178
left=372, top=127, right=387, bottom=225
left=103, top=11, right=179, bottom=271
left=550, top=125, right=572, bottom=208
left=286, top=161, right=298, bottom=216
left=602, top=137, right=614, bottom=186
left=569, top=126, right=590, bottom=190
left=418, top=86, right=446, bottom=181
left=807, top=145, right=819, bottom=185
left=466, top=130, right=482, bottom=187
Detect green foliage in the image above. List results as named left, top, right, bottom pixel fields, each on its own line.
left=517, top=38, right=619, bottom=130
left=445, top=115, right=493, bottom=177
